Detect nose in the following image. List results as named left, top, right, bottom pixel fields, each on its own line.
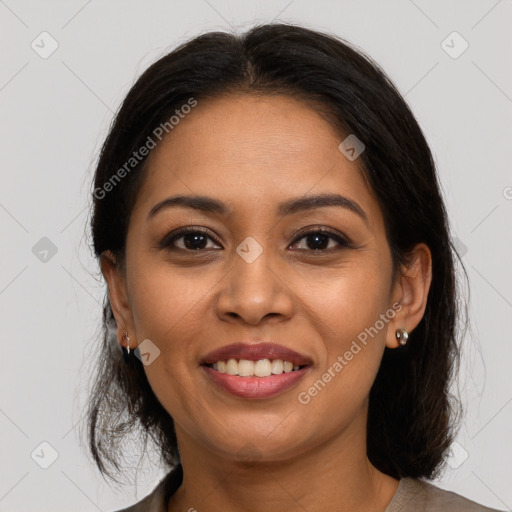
left=215, top=246, right=294, bottom=326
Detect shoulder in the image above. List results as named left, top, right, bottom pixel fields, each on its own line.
left=109, top=464, right=183, bottom=512
left=391, top=477, right=506, bottom=512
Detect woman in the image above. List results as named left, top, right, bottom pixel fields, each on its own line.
left=85, top=23, right=504, bottom=511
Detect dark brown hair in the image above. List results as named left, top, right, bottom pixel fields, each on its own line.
left=83, top=22, right=467, bottom=485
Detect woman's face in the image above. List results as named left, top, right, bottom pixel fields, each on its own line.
left=106, top=93, right=411, bottom=462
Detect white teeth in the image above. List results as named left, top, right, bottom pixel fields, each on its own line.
left=254, top=359, right=272, bottom=377
left=238, top=359, right=255, bottom=377
left=283, top=361, right=293, bottom=373
left=210, top=358, right=302, bottom=377
left=226, top=358, right=238, bottom=375
left=271, top=359, right=284, bottom=374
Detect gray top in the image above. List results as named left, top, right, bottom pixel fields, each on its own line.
left=113, top=464, right=505, bottom=512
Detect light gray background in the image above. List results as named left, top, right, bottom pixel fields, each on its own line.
left=1, top=0, right=511, bottom=510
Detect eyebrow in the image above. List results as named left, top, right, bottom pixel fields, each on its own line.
left=147, top=193, right=368, bottom=224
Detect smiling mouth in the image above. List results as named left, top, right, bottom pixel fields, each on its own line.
left=203, top=358, right=308, bottom=377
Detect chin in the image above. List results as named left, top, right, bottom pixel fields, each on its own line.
left=202, top=425, right=311, bottom=463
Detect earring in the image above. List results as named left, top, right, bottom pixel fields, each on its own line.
left=395, top=328, right=409, bottom=346
left=122, top=331, right=130, bottom=354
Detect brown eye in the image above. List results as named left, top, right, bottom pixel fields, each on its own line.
left=289, top=228, right=352, bottom=252
left=160, top=228, right=222, bottom=251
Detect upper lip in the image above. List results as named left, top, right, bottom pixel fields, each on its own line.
left=201, top=342, right=313, bottom=366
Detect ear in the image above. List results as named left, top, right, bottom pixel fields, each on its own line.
left=100, top=250, right=136, bottom=351
left=386, top=243, right=432, bottom=349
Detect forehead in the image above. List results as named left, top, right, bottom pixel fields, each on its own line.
left=133, top=94, right=381, bottom=228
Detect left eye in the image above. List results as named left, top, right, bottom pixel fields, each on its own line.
left=289, top=229, right=350, bottom=252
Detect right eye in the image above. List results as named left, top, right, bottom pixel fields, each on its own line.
left=160, top=227, right=223, bottom=251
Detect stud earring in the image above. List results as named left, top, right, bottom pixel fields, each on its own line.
left=122, top=331, right=130, bottom=354
left=395, top=328, right=409, bottom=346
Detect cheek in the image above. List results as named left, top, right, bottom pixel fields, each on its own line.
left=127, top=258, right=210, bottom=341
left=295, top=287, right=389, bottom=432
left=125, top=261, right=214, bottom=396
left=127, top=265, right=203, bottom=418
left=294, top=257, right=390, bottom=338
left=298, top=259, right=391, bottom=392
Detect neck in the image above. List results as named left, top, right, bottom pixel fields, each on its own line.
left=167, top=415, right=399, bottom=512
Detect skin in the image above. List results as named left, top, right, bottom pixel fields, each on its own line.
left=101, top=93, right=432, bottom=512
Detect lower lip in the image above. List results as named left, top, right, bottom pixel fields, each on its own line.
left=202, top=365, right=309, bottom=399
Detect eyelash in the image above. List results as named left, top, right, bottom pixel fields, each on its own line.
left=159, top=226, right=353, bottom=254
